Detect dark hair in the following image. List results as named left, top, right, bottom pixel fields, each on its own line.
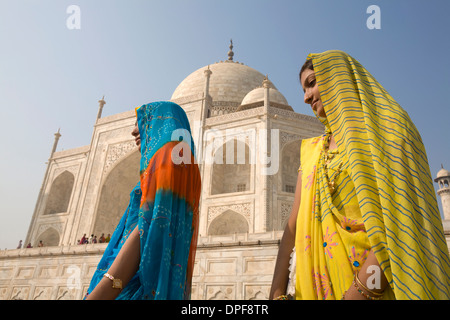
left=299, top=59, right=314, bottom=81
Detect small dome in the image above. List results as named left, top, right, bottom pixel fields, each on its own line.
left=437, top=166, right=450, bottom=179
left=171, top=61, right=275, bottom=105
left=241, top=87, right=289, bottom=106
left=236, top=83, right=293, bottom=112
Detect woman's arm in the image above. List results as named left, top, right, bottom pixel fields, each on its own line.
left=269, top=170, right=302, bottom=299
left=86, top=226, right=141, bottom=300
left=343, top=250, right=389, bottom=299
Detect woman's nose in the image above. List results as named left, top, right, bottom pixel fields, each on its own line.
left=304, top=90, right=312, bottom=104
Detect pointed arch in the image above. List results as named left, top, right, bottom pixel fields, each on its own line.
left=44, top=171, right=75, bottom=215
left=281, top=139, right=302, bottom=193
left=36, top=227, right=60, bottom=247
left=208, top=210, right=249, bottom=235
left=92, top=150, right=140, bottom=237
left=211, top=138, right=252, bottom=195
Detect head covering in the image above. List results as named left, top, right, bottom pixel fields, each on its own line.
left=136, top=101, right=197, bottom=171
left=135, top=101, right=201, bottom=299
left=306, top=50, right=450, bottom=299
left=85, top=101, right=201, bottom=300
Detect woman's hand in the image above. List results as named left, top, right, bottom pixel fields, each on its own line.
left=343, top=250, right=388, bottom=300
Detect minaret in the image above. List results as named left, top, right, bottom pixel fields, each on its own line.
left=25, top=129, right=62, bottom=245
left=96, top=95, right=106, bottom=121
left=435, top=164, right=450, bottom=221
left=200, top=64, right=212, bottom=136
left=51, top=129, right=62, bottom=155
left=262, top=75, right=270, bottom=110
left=203, top=65, right=212, bottom=98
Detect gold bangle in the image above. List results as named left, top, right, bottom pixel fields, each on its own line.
left=274, top=295, right=289, bottom=300
left=103, top=272, right=123, bottom=290
left=352, top=280, right=381, bottom=300
left=355, top=272, right=384, bottom=297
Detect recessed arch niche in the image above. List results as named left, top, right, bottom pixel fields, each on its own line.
left=44, top=171, right=75, bottom=215
left=281, top=140, right=302, bottom=193
left=211, top=139, right=252, bottom=195
left=36, top=227, right=60, bottom=247
left=92, top=150, right=140, bottom=237
left=208, top=210, right=249, bottom=235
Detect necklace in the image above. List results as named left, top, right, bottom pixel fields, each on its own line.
left=322, top=133, right=343, bottom=195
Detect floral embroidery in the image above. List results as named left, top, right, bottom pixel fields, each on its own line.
left=313, top=269, right=333, bottom=299
left=341, top=217, right=365, bottom=233
left=349, top=246, right=368, bottom=271
left=322, top=226, right=338, bottom=258
left=305, top=165, right=316, bottom=190
left=305, top=235, right=311, bottom=252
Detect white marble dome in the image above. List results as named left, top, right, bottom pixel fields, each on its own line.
left=241, top=86, right=289, bottom=106
left=171, top=61, right=276, bottom=104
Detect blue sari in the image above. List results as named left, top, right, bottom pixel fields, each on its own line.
left=85, top=101, right=201, bottom=300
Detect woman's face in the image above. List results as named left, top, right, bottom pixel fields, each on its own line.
left=131, top=121, right=141, bottom=150
left=300, top=69, right=326, bottom=118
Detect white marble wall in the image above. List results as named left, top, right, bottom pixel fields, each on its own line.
left=0, top=232, right=283, bottom=300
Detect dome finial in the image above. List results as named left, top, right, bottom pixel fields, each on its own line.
left=228, top=39, right=234, bottom=61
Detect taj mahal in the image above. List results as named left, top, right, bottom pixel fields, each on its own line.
left=1, top=43, right=449, bottom=300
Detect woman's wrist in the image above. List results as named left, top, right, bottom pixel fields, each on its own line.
left=273, top=294, right=289, bottom=300
left=342, top=270, right=386, bottom=300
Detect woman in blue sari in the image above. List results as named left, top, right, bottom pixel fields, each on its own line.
left=85, top=101, right=201, bottom=300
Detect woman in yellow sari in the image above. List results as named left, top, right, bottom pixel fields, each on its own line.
left=270, top=50, right=450, bottom=300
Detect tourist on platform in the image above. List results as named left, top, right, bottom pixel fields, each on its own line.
left=85, top=101, right=201, bottom=300
left=270, top=50, right=450, bottom=300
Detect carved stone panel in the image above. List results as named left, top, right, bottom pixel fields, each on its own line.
left=103, top=140, right=137, bottom=174
left=244, top=284, right=271, bottom=300
left=32, top=286, right=53, bottom=300
left=206, top=285, right=235, bottom=300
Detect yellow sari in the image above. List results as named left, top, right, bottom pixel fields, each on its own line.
left=295, top=50, right=450, bottom=300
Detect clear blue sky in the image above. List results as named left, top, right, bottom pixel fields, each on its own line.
left=0, top=0, right=449, bottom=249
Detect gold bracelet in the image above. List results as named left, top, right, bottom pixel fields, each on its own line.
left=103, top=272, right=123, bottom=290
left=352, top=280, right=381, bottom=300
left=355, top=272, right=384, bottom=297
left=274, top=295, right=289, bottom=300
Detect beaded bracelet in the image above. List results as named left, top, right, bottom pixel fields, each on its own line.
left=355, top=273, right=384, bottom=298
left=352, top=279, right=381, bottom=300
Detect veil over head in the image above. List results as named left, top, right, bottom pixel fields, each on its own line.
left=305, top=50, right=450, bottom=299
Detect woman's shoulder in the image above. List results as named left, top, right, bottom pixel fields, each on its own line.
left=302, top=134, right=326, bottom=146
